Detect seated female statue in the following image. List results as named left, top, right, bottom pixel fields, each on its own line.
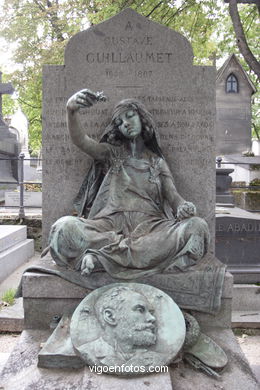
left=47, top=89, right=210, bottom=280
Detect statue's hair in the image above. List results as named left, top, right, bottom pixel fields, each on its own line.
left=94, top=286, right=136, bottom=329
left=101, top=99, right=163, bottom=157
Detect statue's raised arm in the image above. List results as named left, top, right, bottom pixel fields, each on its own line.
left=66, top=89, right=109, bottom=160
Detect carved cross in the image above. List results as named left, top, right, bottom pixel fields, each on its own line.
left=0, top=71, right=15, bottom=125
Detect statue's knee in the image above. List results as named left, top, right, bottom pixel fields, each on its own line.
left=49, top=216, right=79, bottom=241
left=183, top=216, right=209, bottom=234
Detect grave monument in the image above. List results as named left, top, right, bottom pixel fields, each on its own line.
left=216, top=54, right=256, bottom=156
left=1, top=9, right=258, bottom=389
left=0, top=72, right=18, bottom=200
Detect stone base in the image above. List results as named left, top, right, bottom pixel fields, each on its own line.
left=0, top=328, right=258, bottom=389
left=228, top=267, right=260, bottom=284
left=21, top=257, right=233, bottom=330
left=0, top=330, right=172, bottom=390
left=0, top=239, right=34, bottom=283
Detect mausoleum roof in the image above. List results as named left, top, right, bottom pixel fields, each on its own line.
left=217, top=53, right=256, bottom=94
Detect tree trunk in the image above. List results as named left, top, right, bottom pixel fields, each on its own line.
left=229, top=0, right=260, bottom=81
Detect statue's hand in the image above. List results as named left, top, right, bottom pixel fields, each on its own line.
left=177, top=201, right=196, bottom=220
left=66, top=89, right=107, bottom=113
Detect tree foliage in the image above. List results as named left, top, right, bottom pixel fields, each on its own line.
left=0, top=0, right=258, bottom=152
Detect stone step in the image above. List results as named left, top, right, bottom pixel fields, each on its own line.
left=232, top=285, right=260, bottom=311
left=232, top=285, right=260, bottom=328
left=0, top=239, right=34, bottom=284
left=232, top=311, right=260, bottom=329
left=0, top=298, right=24, bottom=333
left=0, top=225, right=27, bottom=253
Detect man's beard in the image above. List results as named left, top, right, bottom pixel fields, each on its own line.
left=132, top=324, right=157, bottom=346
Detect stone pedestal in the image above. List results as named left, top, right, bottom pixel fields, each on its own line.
left=0, top=328, right=258, bottom=390
left=21, top=255, right=232, bottom=331
left=216, top=168, right=234, bottom=206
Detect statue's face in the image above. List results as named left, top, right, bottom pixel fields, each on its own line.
left=114, top=292, right=157, bottom=347
left=115, top=109, right=142, bottom=140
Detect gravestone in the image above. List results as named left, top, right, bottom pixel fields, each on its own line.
left=0, top=72, right=18, bottom=199
left=42, top=8, right=216, bottom=249
left=216, top=208, right=260, bottom=283
left=9, top=109, right=42, bottom=183
left=1, top=9, right=259, bottom=390
left=10, top=108, right=30, bottom=159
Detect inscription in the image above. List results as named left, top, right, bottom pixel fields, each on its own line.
left=86, top=52, right=173, bottom=64
left=136, top=95, right=194, bottom=103
left=104, top=36, right=153, bottom=46
left=216, top=222, right=260, bottom=233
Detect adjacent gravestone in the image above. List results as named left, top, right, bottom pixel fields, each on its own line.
left=9, top=109, right=42, bottom=183
left=10, top=108, right=30, bottom=159
left=42, top=8, right=216, bottom=248
left=216, top=208, right=260, bottom=283
left=0, top=72, right=18, bottom=199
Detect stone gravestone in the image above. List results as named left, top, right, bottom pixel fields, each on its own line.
left=216, top=209, right=260, bottom=283
left=0, top=72, right=18, bottom=200
left=1, top=9, right=259, bottom=390
left=42, top=8, right=216, bottom=250
left=9, top=108, right=42, bottom=183
left=10, top=108, right=30, bottom=160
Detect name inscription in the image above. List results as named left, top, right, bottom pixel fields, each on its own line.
left=217, top=222, right=260, bottom=233
left=86, top=52, right=173, bottom=64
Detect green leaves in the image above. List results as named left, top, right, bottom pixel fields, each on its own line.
left=0, top=0, right=258, bottom=152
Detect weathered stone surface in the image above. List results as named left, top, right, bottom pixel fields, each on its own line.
left=1, top=328, right=258, bottom=389
left=5, top=191, right=42, bottom=207
left=216, top=54, right=256, bottom=156
left=232, top=284, right=260, bottom=326
left=0, top=239, right=34, bottom=283
left=0, top=225, right=26, bottom=252
left=1, top=330, right=173, bottom=389
left=216, top=168, right=234, bottom=205
left=21, top=257, right=232, bottom=329
left=0, top=298, right=24, bottom=332
left=216, top=210, right=260, bottom=282
left=42, top=8, right=216, bottom=249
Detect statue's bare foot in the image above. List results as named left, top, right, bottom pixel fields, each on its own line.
left=81, top=254, right=96, bottom=276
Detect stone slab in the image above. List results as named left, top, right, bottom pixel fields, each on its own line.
left=231, top=271, right=260, bottom=284
left=0, top=330, right=172, bottom=390
left=0, top=328, right=259, bottom=389
left=0, top=239, right=34, bottom=283
left=216, top=214, right=260, bottom=282
left=5, top=191, right=42, bottom=207
left=0, top=298, right=24, bottom=332
left=22, top=269, right=233, bottom=330
left=0, top=225, right=26, bottom=253
left=42, top=8, right=216, bottom=250
left=232, top=285, right=260, bottom=312
left=232, top=312, right=260, bottom=329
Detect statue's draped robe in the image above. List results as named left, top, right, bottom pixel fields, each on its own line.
left=49, top=144, right=210, bottom=279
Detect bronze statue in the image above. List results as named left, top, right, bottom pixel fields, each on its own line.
left=48, top=89, right=210, bottom=279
